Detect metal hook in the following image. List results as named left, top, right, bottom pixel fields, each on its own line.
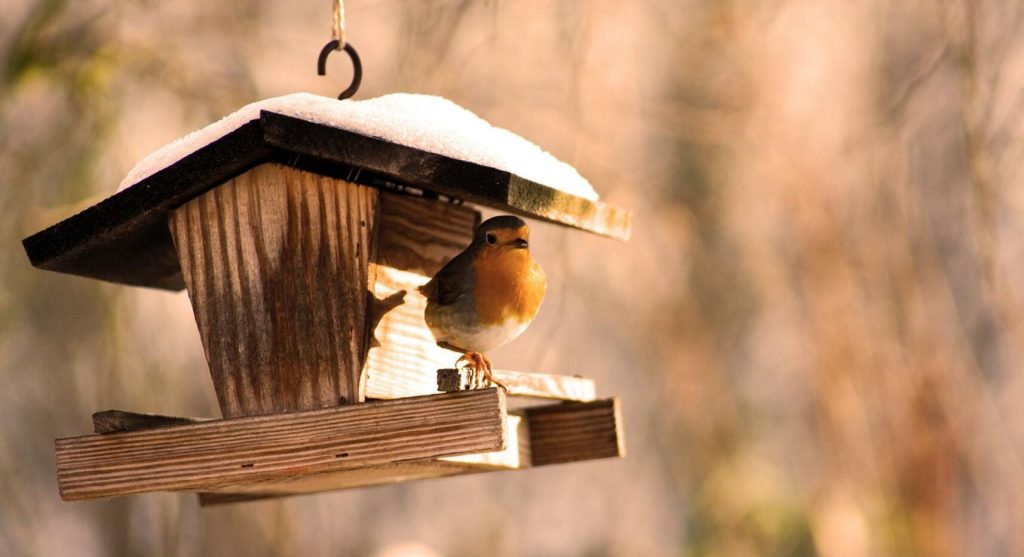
left=317, top=40, right=362, bottom=100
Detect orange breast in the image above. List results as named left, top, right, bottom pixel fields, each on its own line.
left=472, top=250, right=546, bottom=326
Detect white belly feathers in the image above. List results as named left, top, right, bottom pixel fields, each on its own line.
left=434, top=316, right=530, bottom=353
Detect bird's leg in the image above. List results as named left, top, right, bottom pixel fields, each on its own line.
left=453, top=352, right=505, bottom=390
left=474, top=353, right=488, bottom=389
left=470, top=353, right=486, bottom=389
left=473, top=353, right=506, bottom=391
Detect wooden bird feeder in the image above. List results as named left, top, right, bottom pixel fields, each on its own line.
left=23, top=96, right=631, bottom=504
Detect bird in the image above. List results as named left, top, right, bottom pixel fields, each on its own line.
left=419, top=215, right=547, bottom=389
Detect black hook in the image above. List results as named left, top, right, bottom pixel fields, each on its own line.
left=317, top=40, right=362, bottom=100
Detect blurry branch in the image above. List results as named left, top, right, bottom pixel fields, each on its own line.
left=1, top=0, right=68, bottom=87
left=1, top=0, right=111, bottom=91
left=885, top=44, right=949, bottom=118
left=953, top=0, right=1023, bottom=340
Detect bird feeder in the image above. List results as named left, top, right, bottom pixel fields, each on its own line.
left=23, top=93, right=631, bottom=504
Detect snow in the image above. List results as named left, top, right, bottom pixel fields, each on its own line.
left=117, top=93, right=599, bottom=200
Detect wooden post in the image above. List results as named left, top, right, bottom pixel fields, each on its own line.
left=168, top=163, right=379, bottom=417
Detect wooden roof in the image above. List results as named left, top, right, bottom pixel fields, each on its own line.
left=22, top=110, right=632, bottom=290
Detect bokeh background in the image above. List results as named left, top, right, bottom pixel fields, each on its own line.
left=3, top=1, right=1024, bottom=555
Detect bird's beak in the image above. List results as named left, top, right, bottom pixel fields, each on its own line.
left=509, top=238, right=529, bottom=249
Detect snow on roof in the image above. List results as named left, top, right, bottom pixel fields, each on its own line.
left=117, top=92, right=598, bottom=200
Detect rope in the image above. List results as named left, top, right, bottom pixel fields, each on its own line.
left=332, top=0, right=346, bottom=48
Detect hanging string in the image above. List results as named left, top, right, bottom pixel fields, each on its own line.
left=318, top=0, right=360, bottom=99
left=332, top=0, right=346, bottom=48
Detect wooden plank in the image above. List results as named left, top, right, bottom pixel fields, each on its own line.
left=89, top=408, right=527, bottom=470
left=168, top=164, right=379, bottom=416
left=524, top=399, right=624, bottom=466
left=55, top=389, right=506, bottom=501
left=436, top=368, right=597, bottom=402
left=375, top=192, right=480, bottom=277
left=260, top=111, right=632, bottom=241
left=507, top=175, right=632, bottom=242
left=197, top=413, right=529, bottom=505
left=194, top=399, right=624, bottom=505
left=83, top=396, right=527, bottom=506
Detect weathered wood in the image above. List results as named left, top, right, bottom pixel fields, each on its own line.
left=195, top=399, right=623, bottom=504
left=23, top=108, right=631, bottom=291
left=168, top=163, right=379, bottom=417
left=55, top=389, right=506, bottom=501
left=78, top=406, right=525, bottom=507
left=437, top=368, right=461, bottom=392
left=88, top=407, right=527, bottom=471
left=92, top=410, right=203, bottom=434
left=436, top=368, right=597, bottom=402
left=375, top=192, right=480, bottom=276
left=524, top=399, right=624, bottom=466
left=363, top=194, right=479, bottom=400
left=198, top=413, right=529, bottom=506
left=260, top=112, right=632, bottom=241
left=85, top=397, right=622, bottom=504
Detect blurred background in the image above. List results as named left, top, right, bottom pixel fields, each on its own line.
left=2, top=0, right=1024, bottom=555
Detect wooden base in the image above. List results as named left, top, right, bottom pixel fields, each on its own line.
left=56, top=387, right=624, bottom=504
left=56, top=390, right=506, bottom=501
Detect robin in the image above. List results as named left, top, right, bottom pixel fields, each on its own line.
left=419, top=215, right=547, bottom=389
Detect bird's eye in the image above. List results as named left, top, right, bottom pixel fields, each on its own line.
left=485, top=232, right=497, bottom=245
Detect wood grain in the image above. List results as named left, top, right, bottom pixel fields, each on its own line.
left=198, top=413, right=528, bottom=505
left=436, top=368, right=597, bottom=402
left=55, top=389, right=506, bottom=501
left=375, top=192, right=480, bottom=276
left=196, top=398, right=624, bottom=504
left=88, top=407, right=526, bottom=470
left=363, top=194, right=479, bottom=400
left=93, top=410, right=204, bottom=434
left=524, top=399, right=625, bottom=466
left=168, top=163, right=379, bottom=417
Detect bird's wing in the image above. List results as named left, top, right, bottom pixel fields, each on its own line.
left=418, top=250, right=473, bottom=306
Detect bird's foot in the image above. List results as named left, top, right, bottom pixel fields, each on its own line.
left=455, top=352, right=507, bottom=392
left=472, top=353, right=506, bottom=392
